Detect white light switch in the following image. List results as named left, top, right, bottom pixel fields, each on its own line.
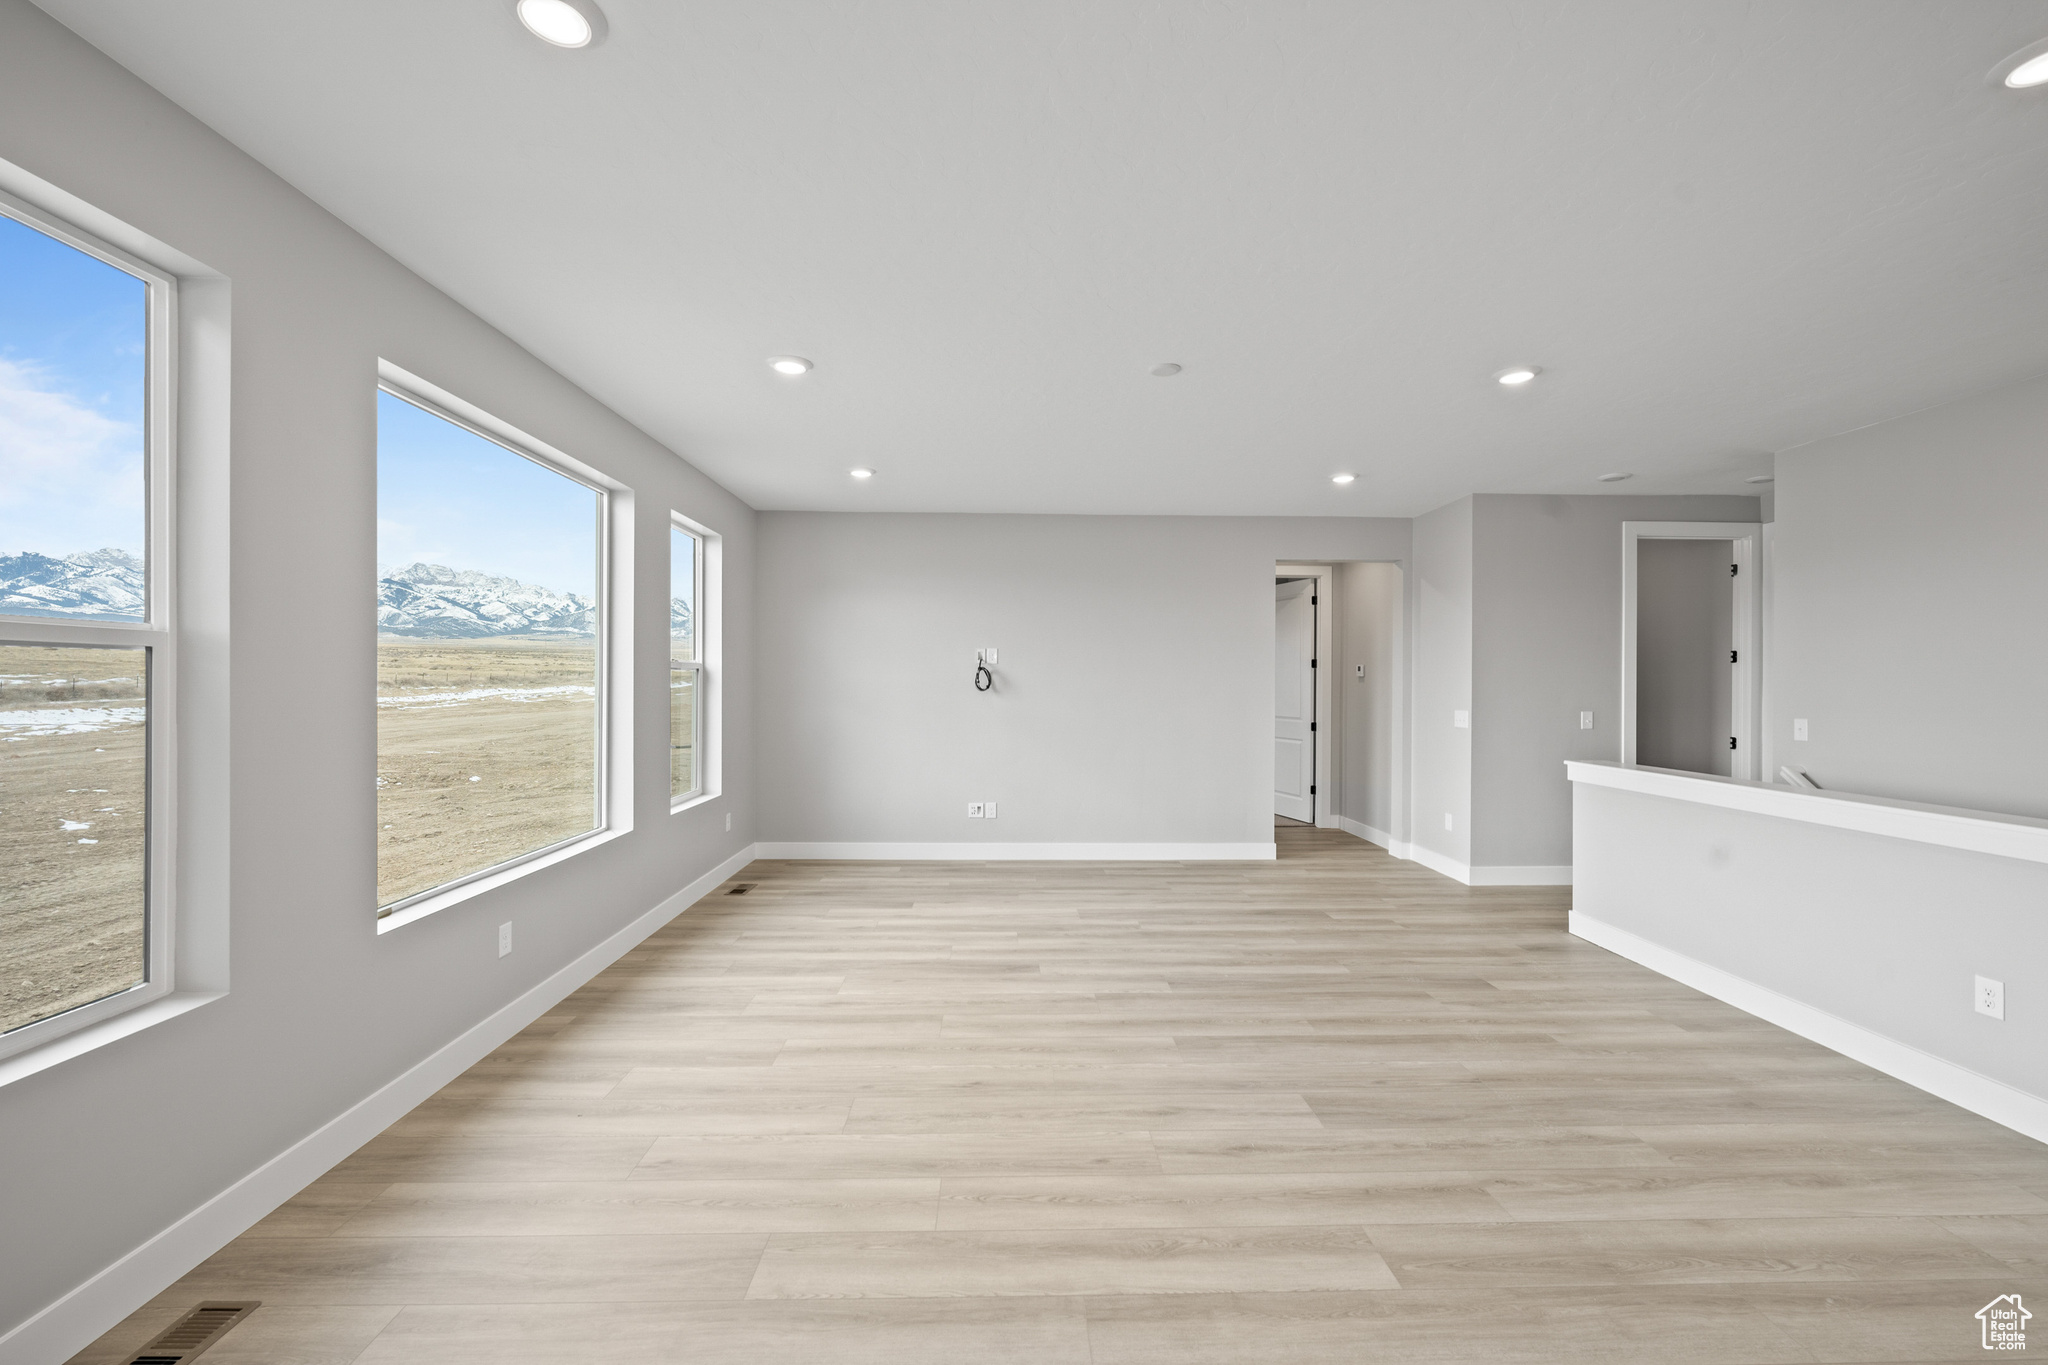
left=1354, top=664, right=1365, bottom=679
left=967, top=803, right=984, bottom=818
left=1580, top=711, right=1594, bottom=730
left=1453, top=710, right=1470, bottom=729
left=498, top=923, right=512, bottom=958
left=1793, top=718, right=1809, bottom=741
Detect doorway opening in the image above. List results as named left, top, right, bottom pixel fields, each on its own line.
left=1621, top=521, right=1762, bottom=780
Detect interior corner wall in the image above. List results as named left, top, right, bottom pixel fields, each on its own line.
left=753, top=513, right=1408, bottom=850
left=1771, top=371, right=2048, bottom=820
left=0, top=3, right=756, bottom=1353
left=1467, top=493, right=1759, bottom=871
left=1408, top=498, right=1473, bottom=870
left=1335, top=561, right=1402, bottom=842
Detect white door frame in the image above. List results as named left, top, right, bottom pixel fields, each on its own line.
left=1276, top=563, right=1336, bottom=827
left=1620, top=521, right=1763, bottom=781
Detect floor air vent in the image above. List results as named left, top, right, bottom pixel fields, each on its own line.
left=125, top=1301, right=260, bottom=1364
left=725, top=883, right=758, bottom=895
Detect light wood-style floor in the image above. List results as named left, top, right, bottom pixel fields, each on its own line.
left=72, top=827, right=2048, bottom=1363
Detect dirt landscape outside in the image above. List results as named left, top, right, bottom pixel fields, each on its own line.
left=376, top=637, right=601, bottom=908
left=0, top=644, right=148, bottom=1035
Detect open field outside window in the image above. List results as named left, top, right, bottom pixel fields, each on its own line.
left=375, top=387, right=606, bottom=912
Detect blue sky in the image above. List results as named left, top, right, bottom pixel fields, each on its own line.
left=377, top=390, right=599, bottom=598
left=0, top=213, right=147, bottom=561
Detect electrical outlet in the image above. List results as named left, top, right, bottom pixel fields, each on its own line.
left=984, top=802, right=997, bottom=819
left=1976, top=975, right=2005, bottom=1020
left=1444, top=812, right=1454, bottom=831
left=498, top=923, right=512, bottom=958
left=985, top=647, right=998, bottom=664
left=967, top=802, right=984, bottom=818
left=1793, top=718, right=1809, bottom=741
left=725, top=812, right=732, bottom=831
left=1453, top=710, right=1470, bottom=729
left=1580, top=711, right=1594, bottom=730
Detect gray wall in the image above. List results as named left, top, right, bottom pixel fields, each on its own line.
left=1409, top=498, right=1473, bottom=868
left=1336, top=561, right=1402, bottom=840
left=1772, top=372, right=2048, bottom=819
left=1576, top=781, right=2048, bottom=1111
left=0, top=3, right=754, bottom=1345
left=1636, top=537, right=1734, bottom=776
left=754, top=513, right=1407, bottom=846
left=1467, top=494, right=1758, bottom=869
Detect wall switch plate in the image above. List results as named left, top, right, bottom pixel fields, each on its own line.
left=725, top=812, right=732, bottom=831
left=1354, top=664, right=1365, bottom=679
left=983, top=802, right=997, bottom=819
left=967, top=803, right=984, bottom=818
left=1453, top=710, right=1470, bottom=729
left=498, top=923, right=512, bottom=958
left=1444, top=813, right=1454, bottom=831
left=1976, top=975, right=2005, bottom=1020
left=1580, top=711, right=1594, bottom=730
left=1793, top=718, right=1809, bottom=741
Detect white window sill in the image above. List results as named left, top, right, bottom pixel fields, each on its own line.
left=0, top=989, right=225, bottom=1090
left=670, top=790, right=719, bottom=816
left=377, top=825, right=629, bottom=934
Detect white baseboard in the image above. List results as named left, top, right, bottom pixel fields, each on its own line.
left=1570, top=910, right=2048, bottom=1146
left=754, top=842, right=1277, bottom=861
left=0, top=844, right=760, bottom=1365
left=1336, top=816, right=1400, bottom=854
left=1396, top=840, right=1570, bottom=886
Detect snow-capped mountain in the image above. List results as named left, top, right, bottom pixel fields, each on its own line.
left=0, top=549, right=145, bottom=620
left=379, top=562, right=595, bottom=638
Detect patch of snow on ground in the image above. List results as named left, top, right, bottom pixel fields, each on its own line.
left=377, top=685, right=595, bottom=711
left=0, top=706, right=146, bottom=737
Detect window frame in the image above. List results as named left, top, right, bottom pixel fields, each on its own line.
left=669, top=519, right=705, bottom=805
left=0, top=189, right=180, bottom=1064
left=669, top=511, right=718, bottom=813
left=373, top=361, right=635, bottom=933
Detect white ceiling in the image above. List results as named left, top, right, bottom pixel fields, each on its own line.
left=34, top=1, right=2048, bottom=516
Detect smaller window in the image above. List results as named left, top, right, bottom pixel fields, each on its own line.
left=670, top=522, right=702, bottom=803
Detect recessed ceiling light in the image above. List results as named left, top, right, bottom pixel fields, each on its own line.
left=849, top=468, right=874, bottom=480
left=1596, top=472, right=1633, bottom=483
left=1998, top=42, right=2048, bottom=88
left=516, top=0, right=606, bottom=48
left=1151, top=363, right=1183, bottom=377
left=767, top=356, right=812, bottom=376
left=1330, top=473, right=1356, bottom=485
left=1495, top=366, right=1540, bottom=386
left=1745, top=475, right=1775, bottom=485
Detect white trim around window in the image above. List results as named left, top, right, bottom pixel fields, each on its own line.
left=670, top=511, right=720, bottom=813
left=373, top=360, right=637, bottom=933
left=0, top=169, right=231, bottom=1077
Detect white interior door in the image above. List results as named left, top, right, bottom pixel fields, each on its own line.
left=1274, top=578, right=1316, bottom=821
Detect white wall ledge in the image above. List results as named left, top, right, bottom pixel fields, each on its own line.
left=1566, top=760, right=2048, bottom=866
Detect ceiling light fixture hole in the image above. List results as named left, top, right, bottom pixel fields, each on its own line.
left=1150, top=363, right=1182, bottom=377
left=1596, top=472, right=1633, bottom=483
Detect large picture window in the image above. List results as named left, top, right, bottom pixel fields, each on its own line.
left=0, top=198, right=174, bottom=1057
left=375, top=383, right=608, bottom=914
